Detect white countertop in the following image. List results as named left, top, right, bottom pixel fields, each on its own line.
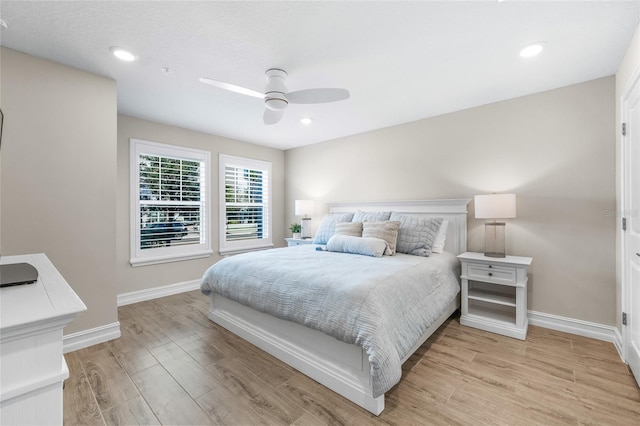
left=0, top=253, right=87, bottom=336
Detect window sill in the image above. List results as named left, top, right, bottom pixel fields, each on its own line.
left=219, top=243, right=274, bottom=257
left=130, top=250, right=213, bottom=267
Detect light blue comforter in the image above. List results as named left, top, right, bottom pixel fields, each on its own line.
left=200, top=245, right=460, bottom=397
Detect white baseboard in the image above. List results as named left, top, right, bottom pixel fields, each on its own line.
left=613, top=328, right=624, bottom=362
left=528, top=310, right=619, bottom=345
left=117, top=279, right=201, bottom=307
left=63, top=321, right=121, bottom=354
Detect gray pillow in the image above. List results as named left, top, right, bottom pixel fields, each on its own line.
left=326, top=235, right=386, bottom=258
left=362, top=221, right=401, bottom=255
left=390, top=212, right=443, bottom=257
left=352, top=210, right=391, bottom=222
left=312, top=213, right=355, bottom=244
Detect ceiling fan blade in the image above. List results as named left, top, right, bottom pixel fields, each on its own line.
left=286, top=88, right=350, bottom=104
left=199, top=78, right=264, bottom=99
left=263, top=108, right=284, bottom=125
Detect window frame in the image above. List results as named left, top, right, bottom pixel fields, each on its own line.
left=219, top=154, right=273, bottom=255
left=130, top=138, right=212, bottom=267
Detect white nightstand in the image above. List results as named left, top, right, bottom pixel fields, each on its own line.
left=457, top=252, right=533, bottom=340
left=285, top=238, right=314, bottom=247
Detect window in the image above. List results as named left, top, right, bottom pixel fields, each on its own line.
left=219, top=154, right=272, bottom=254
left=130, top=139, right=211, bottom=266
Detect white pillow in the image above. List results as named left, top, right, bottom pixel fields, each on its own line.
left=312, top=213, right=354, bottom=244
left=431, top=220, right=449, bottom=254
left=326, top=235, right=386, bottom=258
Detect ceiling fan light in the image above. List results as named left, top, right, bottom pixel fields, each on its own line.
left=265, top=95, right=288, bottom=111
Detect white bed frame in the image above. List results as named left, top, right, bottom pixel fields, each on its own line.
left=207, top=199, right=470, bottom=415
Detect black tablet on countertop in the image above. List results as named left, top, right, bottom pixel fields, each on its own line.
left=0, top=263, right=39, bottom=287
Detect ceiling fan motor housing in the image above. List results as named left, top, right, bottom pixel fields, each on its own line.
left=264, top=68, right=289, bottom=111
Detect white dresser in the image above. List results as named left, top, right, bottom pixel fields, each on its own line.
left=0, top=253, right=87, bottom=425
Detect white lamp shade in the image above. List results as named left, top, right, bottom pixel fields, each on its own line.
left=295, top=199, right=315, bottom=216
left=474, top=194, right=516, bottom=219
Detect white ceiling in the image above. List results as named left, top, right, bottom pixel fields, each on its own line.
left=1, top=1, right=638, bottom=150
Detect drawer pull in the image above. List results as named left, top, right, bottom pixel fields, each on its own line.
left=488, top=272, right=493, bottom=277
left=488, top=265, right=492, bottom=268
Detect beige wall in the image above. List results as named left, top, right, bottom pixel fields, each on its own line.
left=616, top=22, right=640, bottom=331
left=117, top=115, right=285, bottom=295
left=0, top=43, right=623, bottom=337
left=0, top=48, right=118, bottom=335
left=286, top=77, right=616, bottom=326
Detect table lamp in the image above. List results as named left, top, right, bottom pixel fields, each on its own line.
left=295, top=200, right=315, bottom=239
left=474, top=194, right=516, bottom=258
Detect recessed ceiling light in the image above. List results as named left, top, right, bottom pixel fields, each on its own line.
left=109, top=46, right=137, bottom=62
left=300, top=117, right=312, bottom=125
left=520, top=43, right=544, bottom=58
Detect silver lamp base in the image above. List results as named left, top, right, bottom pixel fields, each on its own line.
left=301, top=217, right=312, bottom=239
left=484, top=222, right=506, bottom=258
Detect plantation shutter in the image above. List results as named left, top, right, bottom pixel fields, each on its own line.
left=224, top=164, right=269, bottom=241
left=219, top=154, right=272, bottom=254
left=139, top=154, right=205, bottom=249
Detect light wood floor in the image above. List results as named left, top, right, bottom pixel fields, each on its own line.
left=64, top=290, right=640, bottom=425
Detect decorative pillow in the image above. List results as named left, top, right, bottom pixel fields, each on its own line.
left=390, top=212, right=443, bottom=257
left=312, top=213, right=355, bottom=244
left=352, top=210, right=391, bottom=223
left=326, top=235, right=386, bottom=258
left=431, top=220, right=449, bottom=254
left=334, top=221, right=363, bottom=237
left=362, top=221, right=401, bottom=255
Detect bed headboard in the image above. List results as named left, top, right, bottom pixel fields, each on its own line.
left=328, top=199, right=470, bottom=255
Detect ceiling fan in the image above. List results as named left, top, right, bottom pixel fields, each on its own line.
left=199, top=68, right=350, bottom=125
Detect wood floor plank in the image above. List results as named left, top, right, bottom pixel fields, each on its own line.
left=574, top=367, right=640, bottom=403
left=63, top=352, right=105, bottom=426
left=230, top=339, right=298, bottom=387
left=106, top=327, right=158, bottom=375
left=174, top=332, right=228, bottom=368
left=101, top=395, right=159, bottom=426
left=196, top=386, right=269, bottom=425
left=446, top=381, right=533, bottom=426
left=291, top=412, right=332, bottom=426
left=395, top=362, right=457, bottom=405
left=205, top=357, right=307, bottom=425
left=277, top=373, right=372, bottom=426
left=574, top=378, right=640, bottom=425
left=123, top=316, right=173, bottom=349
left=81, top=347, right=141, bottom=411
left=130, top=364, right=213, bottom=425
left=515, top=376, right=580, bottom=425
left=149, top=341, right=220, bottom=399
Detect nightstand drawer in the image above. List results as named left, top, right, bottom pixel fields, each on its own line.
left=285, top=238, right=314, bottom=247
left=467, top=263, right=517, bottom=285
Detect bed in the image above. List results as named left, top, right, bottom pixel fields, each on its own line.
left=200, top=199, right=469, bottom=415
